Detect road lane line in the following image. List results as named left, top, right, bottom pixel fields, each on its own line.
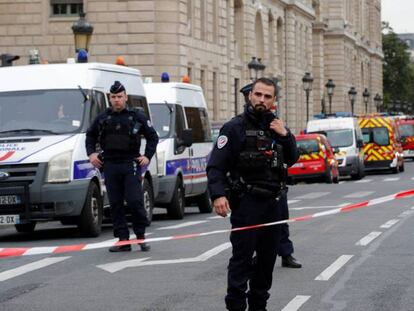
left=355, top=231, right=382, bottom=246
left=399, top=210, right=414, bottom=217
left=281, top=295, right=311, bottom=311
left=344, top=191, right=374, bottom=198
left=157, top=221, right=208, bottom=230
left=288, top=200, right=301, bottom=204
left=293, top=192, right=330, bottom=200
left=315, top=255, right=353, bottom=281
left=380, top=219, right=400, bottom=228
left=383, top=178, right=399, bottom=182
left=290, top=203, right=350, bottom=211
left=354, top=179, right=372, bottom=183
left=0, top=256, right=70, bottom=282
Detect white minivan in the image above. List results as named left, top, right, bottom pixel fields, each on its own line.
left=0, top=62, right=158, bottom=236
left=306, top=116, right=365, bottom=179
left=144, top=82, right=213, bottom=219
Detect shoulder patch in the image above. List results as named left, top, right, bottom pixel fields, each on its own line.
left=217, top=135, right=228, bottom=149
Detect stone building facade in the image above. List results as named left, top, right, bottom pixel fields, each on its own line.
left=0, top=0, right=382, bottom=133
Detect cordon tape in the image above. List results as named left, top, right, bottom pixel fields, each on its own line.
left=1, top=188, right=414, bottom=259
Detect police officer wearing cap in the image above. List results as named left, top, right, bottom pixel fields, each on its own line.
left=240, top=83, right=302, bottom=269
left=207, top=77, right=298, bottom=311
left=86, top=81, right=159, bottom=252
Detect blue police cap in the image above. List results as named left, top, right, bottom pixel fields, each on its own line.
left=239, top=83, right=253, bottom=96
left=110, top=81, right=125, bottom=94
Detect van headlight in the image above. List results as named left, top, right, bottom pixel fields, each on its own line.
left=46, top=150, right=73, bottom=183
left=157, top=150, right=165, bottom=176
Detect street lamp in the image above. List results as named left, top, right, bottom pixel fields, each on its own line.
left=302, top=72, right=314, bottom=122
left=247, top=57, right=266, bottom=81
left=348, top=87, right=357, bottom=116
left=374, top=93, right=382, bottom=112
left=325, top=79, right=335, bottom=114
left=71, top=12, right=94, bottom=52
left=362, top=88, right=370, bottom=113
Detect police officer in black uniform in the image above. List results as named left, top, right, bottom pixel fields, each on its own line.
left=239, top=83, right=302, bottom=269
left=86, top=81, right=158, bottom=252
left=207, top=77, right=298, bottom=311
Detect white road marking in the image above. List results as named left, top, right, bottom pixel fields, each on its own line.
left=383, top=177, right=399, bottom=182
left=355, top=231, right=382, bottom=246
left=290, top=202, right=350, bottom=211
left=315, top=255, right=353, bottom=281
left=281, top=295, right=311, bottom=311
left=411, top=206, right=414, bottom=210
left=157, top=221, right=208, bottom=230
left=380, top=219, right=400, bottom=229
left=97, top=242, right=231, bottom=273
left=354, top=179, right=372, bottom=183
left=0, top=256, right=70, bottom=282
left=287, top=200, right=301, bottom=204
left=343, top=191, right=374, bottom=198
left=399, top=210, right=414, bottom=217
left=293, top=192, right=330, bottom=200
left=338, top=181, right=346, bottom=184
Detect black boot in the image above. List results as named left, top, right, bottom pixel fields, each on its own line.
left=282, top=255, right=302, bottom=268
left=139, top=242, right=151, bottom=252
left=109, top=240, right=131, bottom=252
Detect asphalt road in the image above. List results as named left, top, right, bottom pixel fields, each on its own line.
left=1, top=162, right=414, bottom=311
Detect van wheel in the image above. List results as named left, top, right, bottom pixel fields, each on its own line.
left=325, top=168, right=333, bottom=184
left=78, top=182, right=103, bottom=237
left=143, top=178, right=154, bottom=224
left=399, top=161, right=405, bottom=172
left=167, top=178, right=185, bottom=219
left=351, top=165, right=364, bottom=180
left=196, top=189, right=212, bottom=214
left=15, top=222, right=36, bottom=233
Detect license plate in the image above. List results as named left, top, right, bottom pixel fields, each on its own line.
left=0, top=195, right=21, bottom=205
left=0, top=215, right=20, bottom=225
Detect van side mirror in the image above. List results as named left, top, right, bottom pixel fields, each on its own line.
left=357, top=139, right=364, bottom=148
left=177, top=129, right=193, bottom=148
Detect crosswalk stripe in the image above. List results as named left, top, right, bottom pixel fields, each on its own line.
left=0, top=256, right=70, bottom=282
left=343, top=191, right=374, bottom=198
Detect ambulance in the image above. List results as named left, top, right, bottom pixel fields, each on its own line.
left=398, top=117, right=414, bottom=159
left=0, top=62, right=158, bottom=236
left=144, top=81, right=213, bottom=219
left=358, top=114, right=405, bottom=172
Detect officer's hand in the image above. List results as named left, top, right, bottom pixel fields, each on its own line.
left=137, top=156, right=149, bottom=167
left=213, top=196, right=231, bottom=217
left=89, top=153, right=103, bottom=169
left=270, top=119, right=288, bottom=137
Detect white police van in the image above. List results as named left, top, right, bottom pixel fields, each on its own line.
left=0, top=62, right=158, bottom=236
left=144, top=81, right=213, bottom=219
left=306, top=116, right=365, bottom=179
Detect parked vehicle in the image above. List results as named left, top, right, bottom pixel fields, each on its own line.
left=0, top=62, right=158, bottom=235
left=288, top=134, right=339, bottom=184
left=358, top=114, right=404, bottom=173
left=398, top=117, right=414, bottom=160
left=144, top=81, right=213, bottom=219
left=306, top=116, right=365, bottom=179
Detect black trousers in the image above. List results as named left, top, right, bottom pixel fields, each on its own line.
left=104, top=161, right=148, bottom=240
left=226, top=194, right=282, bottom=311
left=277, top=192, right=294, bottom=257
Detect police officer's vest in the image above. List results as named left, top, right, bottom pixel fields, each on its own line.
left=98, top=109, right=141, bottom=152
left=235, top=114, right=285, bottom=186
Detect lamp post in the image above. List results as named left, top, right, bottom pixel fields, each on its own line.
left=348, top=87, right=357, bottom=116
left=325, top=79, right=335, bottom=114
left=362, top=88, right=370, bottom=113
left=71, top=12, right=94, bottom=52
left=374, top=93, right=382, bottom=112
left=302, top=72, right=314, bottom=122
left=247, top=57, right=266, bottom=81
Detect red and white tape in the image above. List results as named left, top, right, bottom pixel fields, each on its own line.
left=1, top=188, right=414, bottom=259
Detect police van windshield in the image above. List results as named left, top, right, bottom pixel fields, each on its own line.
left=149, top=103, right=173, bottom=138
left=313, top=129, right=353, bottom=148
left=0, top=89, right=85, bottom=136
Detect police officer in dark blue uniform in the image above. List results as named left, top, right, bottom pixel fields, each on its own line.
left=240, top=83, right=302, bottom=269
left=86, top=81, right=158, bottom=252
left=207, top=78, right=299, bottom=311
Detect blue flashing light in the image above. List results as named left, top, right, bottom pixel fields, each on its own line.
left=161, top=72, right=170, bottom=82
left=77, top=49, right=88, bottom=63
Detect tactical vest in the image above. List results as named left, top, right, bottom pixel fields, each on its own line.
left=235, top=114, right=285, bottom=186
left=98, top=110, right=141, bottom=152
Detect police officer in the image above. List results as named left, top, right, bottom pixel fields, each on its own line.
left=239, top=83, right=302, bottom=269
left=207, top=77, right=298, bottom=311
left=86, top=81, right=159, bottom=252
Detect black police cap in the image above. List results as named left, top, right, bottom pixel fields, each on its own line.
left=110, top=81, right=126, bottom=94
left=239, top=83, right=253, bottom=96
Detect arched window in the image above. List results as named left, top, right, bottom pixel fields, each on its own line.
left=254, top=13, right=264, bottom=59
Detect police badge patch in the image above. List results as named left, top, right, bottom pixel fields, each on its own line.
left=217, top=135, right=228, bottom=149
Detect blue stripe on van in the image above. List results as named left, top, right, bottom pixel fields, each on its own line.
left=74, top=160, right=97, bottom=179
left=165, top=156, right=208, bottom=176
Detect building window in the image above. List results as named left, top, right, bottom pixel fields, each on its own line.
left=51, top=0, right=83, bottom=16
